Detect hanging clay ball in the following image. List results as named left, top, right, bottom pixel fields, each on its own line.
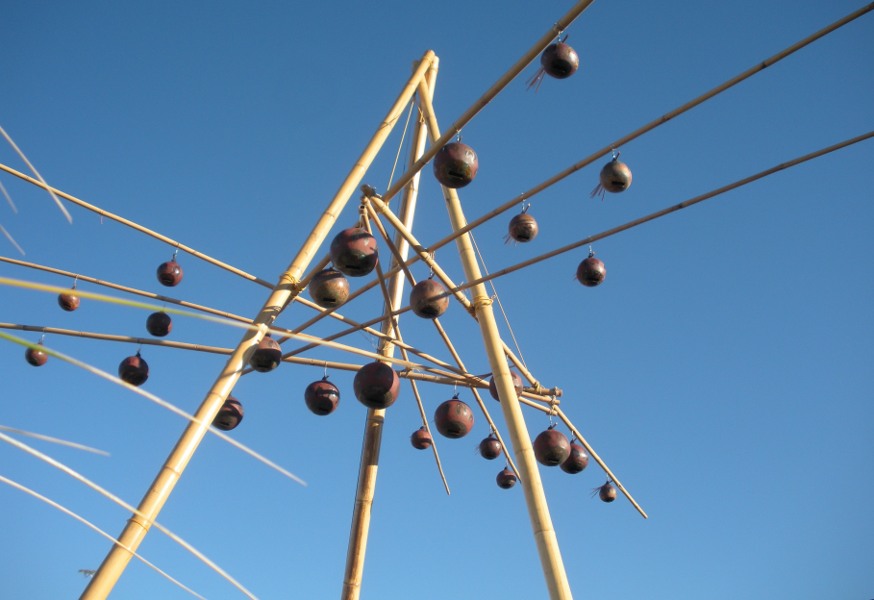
left=541, top=41, right=580, bottom=79
left=507, top=212, right=538, bottom=243
left=496, top=467, right=517, bottom=490
left=478, top=434, right=502, bottom=460
left=598, top=156, right=633, bottom=194
left=156, top=260, right=183, bottom=287
left=146, top=311, right=172, bottom=337
left=118, top=352, right=149, bottom=386
left=434, top=396, right=475, bottom=439
left=598, top=481, right=618, bottom=503
left=213, top=397, right=244, bottom=431
left=488, top=370, right=523, bottom=402
left=433, top=141, right=478, bottom=189
left=24, top=343, right=48, bottom=367
left=248, top=335, right=282, bottom=373
left=353, top=361, right=400, bottom=409
left=330, top=228, right=378, bottom=277
left=308, top=268, right=350, bottom=308
left=58, top=291, right=80, bottom=312
left=560, top=441, right=590, bottom=474
left=533, top=425, right=571, bottom=467
left=409, top=278, right=449, bottom=319
left=576, top=251, right=606, bottom=287
left=410, top=426, right=432, bottom=450
left=304, top=376, right=341, bottom=416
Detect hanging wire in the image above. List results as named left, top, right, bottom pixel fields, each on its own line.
left=384, top=99, right=417, bottom=199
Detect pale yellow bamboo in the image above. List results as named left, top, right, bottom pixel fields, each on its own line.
left=555, top=408, right=648, bottom=519
left=82, top=51, right=435, bottom=599
left=341, top=55, right=435, bottom=600
left=419, top=77, right=573, bottom=600
left=416, top=3, right=874, bottom=257
left=0, top=163, right=273, bottom=288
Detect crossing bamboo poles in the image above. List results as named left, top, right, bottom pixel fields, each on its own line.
left=80, top=50, right=436, bottom=600
left=418, top=77, right=573, bottom=600
left=341, top=56, right=435, bottom=600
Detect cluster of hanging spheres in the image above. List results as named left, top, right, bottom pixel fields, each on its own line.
left=21, top=40, right=627, bottom=499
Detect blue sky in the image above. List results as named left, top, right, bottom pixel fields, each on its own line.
left=1, top=1, right=872, bottom=599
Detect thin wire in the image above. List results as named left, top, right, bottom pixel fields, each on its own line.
left=384, top=99, right=417, bottom=197
left=0, top=424, right=110, bottom=456
left=0, top=178, right=17, bottom=213
left=0, top=223, right=25, bottom=255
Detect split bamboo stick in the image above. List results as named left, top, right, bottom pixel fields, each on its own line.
left=81, top=50, right=435, bottom=599
left=341, top=55, right=436, bottom=600
left=418, top=76, right=573, bottom=600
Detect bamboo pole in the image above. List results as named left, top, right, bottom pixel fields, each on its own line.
left=81, top=50, right=435, bottom=600
left=413, top=3, right=874, bottom=257
left=341, top=56, right=435, bottom=600
left=418, top=77, right=573, bottom=600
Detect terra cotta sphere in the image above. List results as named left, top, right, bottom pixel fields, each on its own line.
left=488, top=370, right=523, bottom=402
left=146, top=311, right=172, bottom=337
left=156, top=260, right=183, bottom=287
left=507, top=212, right=538, bottom=243
left=433, top=141, right=478, bottom=189
left=410, top=427, right=432, bottom=450
left=353, top=361, right=400, bottom=409
left=25, top=345, right=48, bottom=367
left=434, top=396, right=475, bottom=439
left=478, top=434, right=502, bottom=460
left=540, top=42, right=580, bottom=79
left=304, top=376, right=341, bottom=416
left=409, top=278, right=449, bottom=319
left=308, top=268, right=350, bottom=308
left=213, top=397, right=244, bottom=431
left=598, top=157, right=633, bottom=194
left=58, top=292, right=80, bottom=312
left=249, top=336, right=282, bottom=373
left=598, top=481, right=617, bottom=503
left=330, top=228, right=378, bottom=277
left=560, top=441, right=590, bottom=474
left=533, top=426, right=570, bottom=467
left=118, top=352, right=149, bottom=386
left=576, top=253, right=606, bottom=287
left=496, top=467, right=517, bottom=489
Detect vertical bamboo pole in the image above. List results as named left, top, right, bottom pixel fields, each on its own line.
left=81, top=51, right=435, bottom=600
left=418, top=81, right=573, bottom=599
left=340, top=57, right=436, bottom=600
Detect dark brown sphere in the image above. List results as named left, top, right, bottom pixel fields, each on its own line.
left=330, top=228, right=378, bottom=277
left=576, top=255, right=606, bottom=287
left=409, top=279, right=449, bottom=319
left=488, top=370, right=523, bottom=402
left=146, top=311, right=172, bottom=337
left=213, top=397, right=244, bottom=431
left=496, top=467, right=517, bottom=490
left=353, top=361, right=400, bottom=409
left=25, top=345, right=48, bottom=367
left=533, top=426, right=571, bottom=467
left=508, top=212, right=538, bottom=243
left=478, top=435, right=502, bottom=460
left=541, top=42, right=580, bottom=79
left=599, top=158, right=633, bottom=193
left=598, top=481, right=618, bottom=503
left=58, top=292, right=80, bottom=312
left=308, top=268, right=350, bottom=308
left=118, top=353, right=149, bottom=386
left=157, top=260, right=184, bottom=287
left=249, top=336, right=282, bottom=373
left=433, top=141, right=478, bottom=188
left=304, top=377, right=340, bottom=416
left=410, top=427, right=432, bottom=450
left=434, top=397, right=475, bottom=439
left=560, top=442, right=590, bottom=474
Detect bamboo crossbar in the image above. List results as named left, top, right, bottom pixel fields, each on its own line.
left=0, top=162, right=274, bottom=288
left=439, top=131, right=874, bottom=295
left=413, top=3, right=874, bottom=258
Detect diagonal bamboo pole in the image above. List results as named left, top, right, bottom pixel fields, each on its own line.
left=341, top=56, right=435, bottom=600
left=80, top=50, right=435, bottom=600
left=418, top=76, right=573, bottom=599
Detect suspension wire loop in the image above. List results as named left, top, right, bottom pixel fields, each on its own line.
left=0, top=124, right=72, bottom=223
left=442, top=131, right=874, bottom=296
left=385, top=99, right=417, bottom=197
left=0, top=162, right=275, bottom=288
left=0, top=475, right=207, bottom=600
left=418, top=4, right=874, bottom=258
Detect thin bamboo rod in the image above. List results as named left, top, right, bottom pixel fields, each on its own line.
left=416, top=3, right=874, bottom=255
left=2, top=431, right=257, bottom=599
left=555, top=408, right=648, bottom=519
left=443, top=130, right=874, bottom=294
left=341, top=56, right=436, bottom=600
left=0, top=162, right=273, bottom=288
left=82, top=50, right=435, bottom=599
left=374, top=0, right=595, bottom=211
left=0, top=475, right=206, bottom=600
left=418, top=76, right=573, bottom=600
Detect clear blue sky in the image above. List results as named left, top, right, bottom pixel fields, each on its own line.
left=2, top=1, right=872, bottom=599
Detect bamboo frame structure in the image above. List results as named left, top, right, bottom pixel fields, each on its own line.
left=80, top=51, right=436, bottom=599
left=341, top=56, right=435, bottom=600
left=417, top=75, right=573, bottom=600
